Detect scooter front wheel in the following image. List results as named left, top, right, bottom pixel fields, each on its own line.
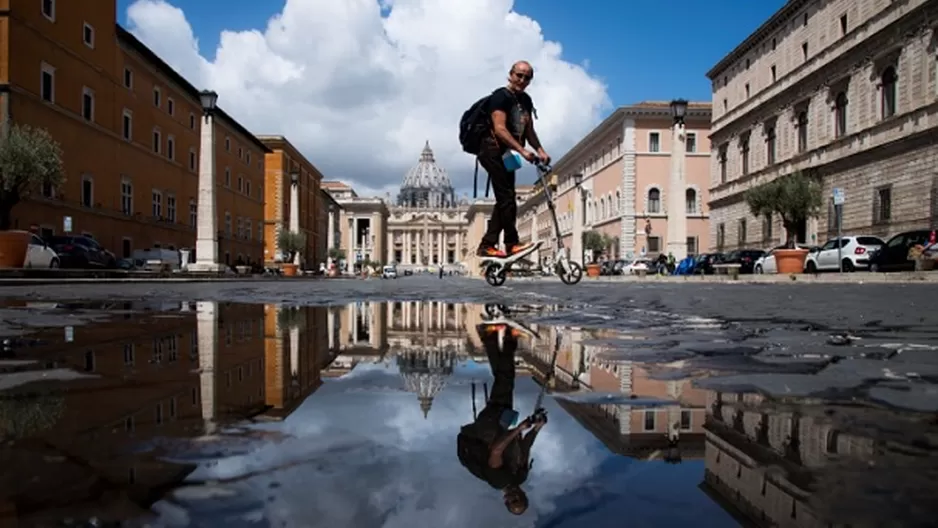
left=558, top=261, right=583, bottom=285
left=484, top=264, right=507, bottom=287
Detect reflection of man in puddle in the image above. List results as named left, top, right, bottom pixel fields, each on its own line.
left=457, top=321, right=546, bottom=515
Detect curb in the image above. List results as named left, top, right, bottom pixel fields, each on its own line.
left=466, top=272, right=938, bottom=284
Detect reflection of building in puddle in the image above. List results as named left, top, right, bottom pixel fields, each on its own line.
left=699, top=390, right=937, bottom=527
left=0, top=301, right=329, bottom=524
left=323, top=302, right=532, bottom=416
left=547, top=335, right=708, bottom=460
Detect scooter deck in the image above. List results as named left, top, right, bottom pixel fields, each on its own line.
left=478, top=242, right=542, bottom=265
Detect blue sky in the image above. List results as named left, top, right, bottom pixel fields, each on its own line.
left=117, top=0, right=784, bottom=114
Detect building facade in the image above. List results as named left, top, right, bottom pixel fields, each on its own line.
left=1, top=2, right=267, bottom=264
left=518, top=102, right=712, bottom=264
left=319, top=188, right=342, bottom=266
left=707, top=0, right=938, bottom=252
left=258, top=135, right=324, bottom=266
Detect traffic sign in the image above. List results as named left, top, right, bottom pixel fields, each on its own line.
left=832, top=187, right=845, bottom=205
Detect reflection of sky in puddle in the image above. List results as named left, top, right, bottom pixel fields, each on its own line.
left=150, top=362, right=734, bottom=527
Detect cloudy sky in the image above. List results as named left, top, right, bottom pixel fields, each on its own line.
left=150, top=361, right=734, bottom=527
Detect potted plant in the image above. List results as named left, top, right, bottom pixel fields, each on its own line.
left=277, top=230, right=306, bottom=276
left=0, top=124, right=64, bottom=268
left=744, top=171, right=822, bottom=274
left=327, top=247, right=345, bottom=276
left=582, top=230, right=605, bottom=277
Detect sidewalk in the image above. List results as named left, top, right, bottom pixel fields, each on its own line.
left=487, top=271, right=938, bottom=284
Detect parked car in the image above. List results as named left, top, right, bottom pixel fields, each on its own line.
left=45, top=235, right=116, bottom=268
left=867, top=230, right=934, bottom=272
left=754, top=244, right=813, bottom=274
left=623, top=259, right=652, bottom=274
left=803, top=236, right=884, bottom=272
left=693, top=253, right=723, bottom=274
left=382, top=265, right=398, bottom=279
left=721, top=249, right=765, bottom=274
left=24, top=233, right=60, bottom=268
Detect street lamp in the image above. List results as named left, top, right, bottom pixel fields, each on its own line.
left=572, top=173, right=583, bottom=187
left=290, top=169, right=299, bottom=186
left=190, top=89, right=223, bottom=271
left=665, top=98, right=689, bottom=260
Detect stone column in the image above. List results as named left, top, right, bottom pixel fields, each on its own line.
left=290, top=176, right=301, bottom=265
left=191, top=112, right=223, bottom=271
left=196, top=301, right=218, bottom=433
left=327, top=207, right=336, bottom=266
left=572, top=189, right=585, bottom=264
left=666, top=119, right=688, bottom=260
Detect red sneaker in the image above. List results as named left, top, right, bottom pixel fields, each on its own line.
left=509, top=242, right=534, bottom=255
left=477, top=246, right=506, bottom=257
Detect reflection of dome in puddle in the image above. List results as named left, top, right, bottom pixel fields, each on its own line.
left=396, top=347, right=457, bottom=418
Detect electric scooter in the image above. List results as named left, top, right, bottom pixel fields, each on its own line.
left=479, top=159, right=584, bottom=287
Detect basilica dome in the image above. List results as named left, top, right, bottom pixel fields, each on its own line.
left=398, top=141, right=456, bottom=208
left=396, top=347, right=456, bottom=418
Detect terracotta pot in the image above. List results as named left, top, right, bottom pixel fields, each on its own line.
left=775, top=248, right=809, bottom=274
left=282, top=263, right=298, bottom=276
left=586, top=263, right=601, bottom=277
left=0, top=230, right=31, bottom=268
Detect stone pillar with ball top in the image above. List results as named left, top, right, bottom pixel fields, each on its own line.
left=189, top=90, right=225, bottom=272
left=665, top=99, right=688, bottom=261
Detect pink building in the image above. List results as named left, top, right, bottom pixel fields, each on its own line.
left=518, top=101, right=712, bottom=263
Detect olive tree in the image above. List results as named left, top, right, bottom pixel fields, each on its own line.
left=0, top=124, right=65, bottom=230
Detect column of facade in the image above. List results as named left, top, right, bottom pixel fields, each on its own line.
left=437, top=302, right=443, bottom=328
left=455, top=231, right=462, bottom=264
left=196, top=301, right=218, bottom=433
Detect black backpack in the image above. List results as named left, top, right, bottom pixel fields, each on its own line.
left=458, top=94, right=493, bottom=156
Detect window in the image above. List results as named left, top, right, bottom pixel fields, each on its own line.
left=718, top=144, right=728, bottom=183
left=166, top=135, right=175, bottom=160
left=802, top=42, right=808, bottom=61
left=238, top=147, right=243, bottom=159
left=643, top=410, right=656, bottom=431
left=740, top=133, right=750, bottom=176
left=225, top=212, right=232, bottom=236
left=881, top=66, right=898, bottom=119
left=152, top=128, right=161, bottom=153
left=153, top=86, right=161, bottom=107
left=81, top=86, right=94, bottom=121
left=84, top=351, right=95, bottom=372
left=122, top=109, right=132, bottom=140
left=152, top=190, right=163, bottom=218
left=189, top=148, right=197, bottom=171
left=761, top=125, right=775, bottom=166
left=81, top=176, right=93, bottom=207
left=237, top=175, right=244, bottom=192
left=648, top=132, right=660, bottom=152
left=834, top=92, right=848, bottom=138
left=41, top=0, right=55, bottom=20
left=771, top=64, right=776, bottom=82
left=717, top=223, right=726, bottom=250
left=771, top=37, right=776, bottom=51
left=685, top=188, right=697, bottom=214
left=246, top=152, right=251, bottom=164
left=189, top=113, right=195, bottom=129
left=82, top=23, right=95, bottom=48
left=166, top=194, right=177, bottom=222
left=246, top=219, right=252, bottom=241
left=246, top=180, right=251, bottom=196
left=225, top=137, right=231, bottom=151
left=167, top=97, right=175, bottom=115
left=796, top=110, right=809, bottom=153
left=647, top=236, right=661, bottom=254
left=685, top=132, right=696, bottom=153
left=686, top=237, right=698, bottom=255
left=40, top=63, right=55, bottom=102
left=840, top=14, right=848, bottom=36
left=123, top=67, right=133, bottom=89
left=156, top=404, right=163, bottom=426
left=120, top=178, right=133, bottom=215
left=803, top=13, right=808, bottom=26
left=744, top=83, right=750, bottom=98
left=680, top=410, right=692, bottom=430
left=123, top=343, right=135, bottom=366
left=762, top=214, right=773, bottom=244
left=225, top=168, right=231, bottom=186
left=874, top=185, right=892, bottom=224
left=189, top=199, right=197, bottom=227
left=236, top=217, right=243, bottom=238
left=647, top=188, right=661, bottom=213
left=738, top=218, right=747, bottom=245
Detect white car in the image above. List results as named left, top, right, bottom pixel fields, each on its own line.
left=623, top=259, right=652, bottom=274
left=804, top=236, right=885, bottom=272
left=382, top=265, right=398, bottom=279
left=24, top=234, right=60, bottom=268
left=754, top=244, right=812, bottom=274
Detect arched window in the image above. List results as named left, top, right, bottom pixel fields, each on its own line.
left=881, top=66, right=897, bottom=119
left=686, top=188, right=697, bottom=214
left=647, top=188, right=661, bottom=214
left=834, top=91, right=848, bottom=137
left=796, top=110, right=809, bottom=153
left=614, top=190, right=621, bottom=214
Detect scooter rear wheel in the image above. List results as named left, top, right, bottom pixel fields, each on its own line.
left=484, top=265, right=507, bottom=286
left=558, top=261, right=583, bottom=285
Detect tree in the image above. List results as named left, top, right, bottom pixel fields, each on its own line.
left=582, top=230, right=605, bottom=262
left=744, top=171, right=822, bottom=248
left=277, top=305, right=306, bottom=330
left=328, top=247, right=346, bottom=261
left=0, top=124, right=65, bottom=230
left=277, top=230, right=306, bottom=262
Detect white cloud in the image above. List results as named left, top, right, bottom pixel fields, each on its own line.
left=125, top=0, right=611, bottom=198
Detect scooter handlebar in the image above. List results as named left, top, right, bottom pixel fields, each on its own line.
left=532, top=157, right=551, bottom=174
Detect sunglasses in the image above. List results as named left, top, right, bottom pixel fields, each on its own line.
left=513, top=71, right=533, bottom=82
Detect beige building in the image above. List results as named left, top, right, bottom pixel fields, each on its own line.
left=324, top=142, right=510, bottom=275
left=707, top=0, right=938, bottom=252
left=518, top=102, right=712, bottom=264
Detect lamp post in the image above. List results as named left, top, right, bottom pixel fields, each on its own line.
left=570, top=172, right=586, bottom=266
left=190, top=90, right=224, bottom=272
left=665, top=98, right=689, bottom=260
left=289, top=168, right=301, bottom=265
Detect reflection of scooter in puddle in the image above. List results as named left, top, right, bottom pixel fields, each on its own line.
left=457, top=304, right=557, bottom=515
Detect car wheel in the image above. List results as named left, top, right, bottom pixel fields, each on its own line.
left=755, top=265, right=763, bottom=274
left=50, top=258, right=59, bottom=268
left=870, top=263, right=880, bottom=273
left=806, top=261, right=818, bottom=273
left=841, top=259, right=855, bottom=272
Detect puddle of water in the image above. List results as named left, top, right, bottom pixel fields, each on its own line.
left=0, top=300, right=934, bottom=527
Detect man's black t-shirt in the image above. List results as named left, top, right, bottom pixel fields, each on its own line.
left=487, top=87, right=534, bottom=150
left=457, top=406, right=531, bottom=490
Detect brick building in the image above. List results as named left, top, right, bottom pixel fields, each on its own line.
left=707, top=0, right=938, bottom=251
